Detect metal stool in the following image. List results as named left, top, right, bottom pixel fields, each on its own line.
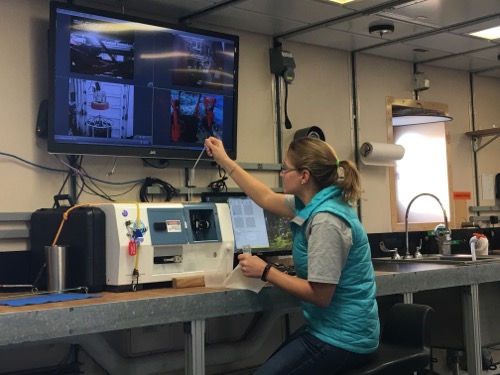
left=342, top=303, right=434, bottom=375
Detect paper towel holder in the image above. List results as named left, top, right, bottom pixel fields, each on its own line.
left=359, top=142, right=372, bottom=157
left=358, top=142, right=405, bottom=167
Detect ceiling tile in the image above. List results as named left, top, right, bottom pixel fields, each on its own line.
left=363, top=42, right=451, bottom=63
left=375, top=0, right=500, bottom=28
left=198, top=7, right=307, bottom=35
left=232, top=0, right=352, bottom=24
left=327, top=14, right=434, bottom=39
left=408, top=33, right=494, bottom=54
left=289, top=27, right=383, bottom=51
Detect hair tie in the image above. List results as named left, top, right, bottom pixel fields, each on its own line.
left=336, top=159, right=340, bottom=167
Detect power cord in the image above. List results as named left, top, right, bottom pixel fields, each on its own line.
left=142, top=158, right=170, bottom=169
left=139, top=177, right=179, bottom=202
left=208, top=165, right=228, bottom=192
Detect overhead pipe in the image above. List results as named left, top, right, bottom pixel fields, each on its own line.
left=469, top=72, right=480, bottom=210
left=350, top=51, right=362, bottom=221
left=272, top=38, right=285, bottom=189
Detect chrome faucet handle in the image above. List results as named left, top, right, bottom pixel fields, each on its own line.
left=414, top=239, right=423, bottom=258
left=379, top=241, right=401, bottom=260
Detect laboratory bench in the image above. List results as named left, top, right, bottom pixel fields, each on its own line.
left=3, top=261, right=500, bottom=375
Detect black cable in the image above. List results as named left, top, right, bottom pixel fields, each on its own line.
left=56, top=154, right=144, bottom=186
left=142, top=158, right=170, bottom=169
left=139, top=177, right=179, bottom=202
left=284, top=80, right=292, bottom=129
left=76, top=345, right=111, bottom=375
left=53, top=173, right=72, bottom=208
left=79, top=164, right=115, bottom=201
left=50, top=344, right=79, bottom=375
left=208, top=165, right=228, bottom=192
left=77, top=173, right=115, bottom=202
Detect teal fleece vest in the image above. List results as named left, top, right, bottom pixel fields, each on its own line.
left=291, top=186, right=379, bottom=353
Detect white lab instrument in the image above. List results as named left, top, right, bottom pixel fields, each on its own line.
left=100, top=202, right=234, bottom=290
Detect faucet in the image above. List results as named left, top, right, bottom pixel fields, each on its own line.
left=379, top=241, right=401, bottom=260
left=434, top=224, right=452, bottom=255
left=405, top=193, right=451, bottom=257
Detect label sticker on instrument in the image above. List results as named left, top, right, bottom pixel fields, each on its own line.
left=166, top=220, right=181, bottom=232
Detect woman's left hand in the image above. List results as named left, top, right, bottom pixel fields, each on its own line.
left=237, top=254, right=268, bottom=279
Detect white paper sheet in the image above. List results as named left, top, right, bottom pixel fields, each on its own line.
left=222, top=264, right=267, bottom=294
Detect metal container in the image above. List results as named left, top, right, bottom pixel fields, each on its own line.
left=44, top=245, right=68, bottom=292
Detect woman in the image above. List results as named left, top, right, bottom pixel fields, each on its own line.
left=204, top=136, right=379, bottom=375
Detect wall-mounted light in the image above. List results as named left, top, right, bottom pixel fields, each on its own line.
left=393, top=115, right=453, bottom=126
left=392, top=105, right=453, bottom=126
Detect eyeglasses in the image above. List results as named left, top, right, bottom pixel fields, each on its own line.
left=280, top=164, right=298, bottom=174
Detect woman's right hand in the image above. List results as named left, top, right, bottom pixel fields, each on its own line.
left=204, top=137, right=229, bottom=165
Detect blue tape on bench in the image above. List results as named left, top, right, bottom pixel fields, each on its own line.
left=0, top=293, right=101, bottom=307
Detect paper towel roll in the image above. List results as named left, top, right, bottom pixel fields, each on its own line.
left=359, top=142, right=405, bottom=167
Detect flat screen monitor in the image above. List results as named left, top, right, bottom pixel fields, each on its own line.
left=48, top=1, right=239, bottom=161
left=228, top=197, right=270, bottom=250
left=224, top=196, right=293, bottom=254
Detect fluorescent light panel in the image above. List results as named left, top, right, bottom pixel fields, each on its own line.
left=469, top=26, right=500, bottom=40
left=327, top=0, right=356, bottom=4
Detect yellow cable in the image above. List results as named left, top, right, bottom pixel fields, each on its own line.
left=52, top=203, right=91, bottom=246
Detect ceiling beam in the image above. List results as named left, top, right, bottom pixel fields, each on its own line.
left=416, top=44, right=500, bottom=65
left=273, top=0, right=417, bottom=40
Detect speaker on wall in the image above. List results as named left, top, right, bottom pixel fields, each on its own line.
left=293, top=126, right=325, bottom=141
left=35, top=99, right=48, bottom=138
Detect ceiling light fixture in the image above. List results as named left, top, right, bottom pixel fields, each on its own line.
left=327, top=0, right=356, bottom=4
left=368, top=21, right=395, bottom=38
left=469, top=25, right=500, bottom=40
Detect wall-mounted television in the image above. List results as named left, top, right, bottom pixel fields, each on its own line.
left=48, top=1, right=238, bottom=161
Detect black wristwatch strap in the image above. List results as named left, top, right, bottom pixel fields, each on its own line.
left=261, top=263, right=273, bottom=282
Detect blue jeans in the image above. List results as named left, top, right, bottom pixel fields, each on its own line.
left=254, top=326, right=372, bottom=375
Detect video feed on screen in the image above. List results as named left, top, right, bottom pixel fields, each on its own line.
left=70, top=16, right=135, bottom=80
left=66, top=78, right=137, bottom=142
left=265, top=212, right=293, bottom=250
left=171, top=34, right=233, bottom=91
left=170, top=90, right=224, bottom=143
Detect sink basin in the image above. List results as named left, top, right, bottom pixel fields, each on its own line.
left=373, top=260, right=460, bottom=274
left=373, top=254, right=500, bottom=266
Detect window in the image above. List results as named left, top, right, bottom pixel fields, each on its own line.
left=387, top=97, right=454, bottom=232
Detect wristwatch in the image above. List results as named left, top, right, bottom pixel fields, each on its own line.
left=261, top=263, right=273, bottom=282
